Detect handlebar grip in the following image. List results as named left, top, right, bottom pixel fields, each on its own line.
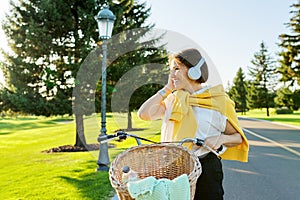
left=195, top=138, right=224, bottom=155
left=98, top=131, right=129, bottom=143
left=216, top=145, right=223, bottom=153
left=195, top=138, right=204, bottom=146
left=97, top=134, right=115, bottom=143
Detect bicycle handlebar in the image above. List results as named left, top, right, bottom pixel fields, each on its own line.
left=98, top=131, right=224, bottom=156
left=179, top=138, right=223, bottom=156
left=98, top=131, right=142, bottom=145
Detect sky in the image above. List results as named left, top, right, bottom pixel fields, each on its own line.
left=0, top=0, right=10, bottom=85
left=145, top=0, right=296, bottom=86
left=0, top=0, right=297, bottom=86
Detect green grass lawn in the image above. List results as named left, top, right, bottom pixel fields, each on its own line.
left=237, top=108, right=300, bottom=127
left=0, top=114, right=162, bottom=200
left=1, top=109, right=298, bottom=199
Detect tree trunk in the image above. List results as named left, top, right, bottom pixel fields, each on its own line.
left=266, top=106, right=270, bottom=117
left=266, top=93, right=270, bottom=117
left=75, top=113, right=87, bottom=148
left=127, top=111, right=133, bottom=131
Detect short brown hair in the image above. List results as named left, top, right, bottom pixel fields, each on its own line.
left=170, top=48, right=208, bottom=83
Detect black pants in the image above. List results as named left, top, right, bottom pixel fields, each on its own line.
left=193, top=153, right=224, bottom=200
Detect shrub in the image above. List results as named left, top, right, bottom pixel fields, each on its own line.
left=275, top=107, right=293, bottom=114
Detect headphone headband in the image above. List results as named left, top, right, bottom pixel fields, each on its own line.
left=195, top=57, right=205, bottom=69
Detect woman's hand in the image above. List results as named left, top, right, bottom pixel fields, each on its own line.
left=205, top=120, right=243, bottom=150
left=164, top=74, right=174, bottom=92
left=204, top=135, right=223, bottom=151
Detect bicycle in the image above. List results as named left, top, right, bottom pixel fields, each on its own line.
left=99, top=131, right=223, bottom=200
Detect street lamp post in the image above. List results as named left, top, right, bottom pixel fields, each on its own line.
left=95, top=4, right=116, bottom=171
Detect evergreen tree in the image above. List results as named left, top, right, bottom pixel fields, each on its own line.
left=2, top=0, right=100, bottom=147
left=247, top=42, right=276, bottom=116
left=275, top=87, right=300, bottom=110
left=1, top=0, right=167, bottom=147
left=278, top=0, right=300, bottom=86
left=228, top=67, right=247, bottom=114
left=275, top=87, right=294, bottom=109
left=293, top=89, right=300, bottom=110
left=95, top=1, right=168, bottom=130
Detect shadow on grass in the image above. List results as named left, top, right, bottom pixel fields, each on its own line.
left=0, top=121, right=57, bottom=135
left=49, top=118, right=74, bottom=123
left=0, top=117, right=74, bottom=135
left=257, top=117, right=300, bottom=124
left=239, top=115, right=300, bottom=127
left=59, top=161, right=114, bottom=200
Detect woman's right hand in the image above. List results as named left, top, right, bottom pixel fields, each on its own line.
left=164, top=74, right=174, bottom=92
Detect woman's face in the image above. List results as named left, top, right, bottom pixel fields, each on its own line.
left=169, top=59, right=193, bottom=91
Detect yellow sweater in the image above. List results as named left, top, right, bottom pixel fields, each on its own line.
left=169, top=84, right=249, bottom=162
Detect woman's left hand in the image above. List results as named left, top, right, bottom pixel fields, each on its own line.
left=204, top=135, right=223, bottom=151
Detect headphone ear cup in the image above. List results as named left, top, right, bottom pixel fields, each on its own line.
left=188, top=67, right=202, bottom=80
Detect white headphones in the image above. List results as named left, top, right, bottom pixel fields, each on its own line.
left=187, top=57, right=206, bottom=80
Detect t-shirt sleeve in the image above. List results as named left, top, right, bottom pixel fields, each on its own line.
left=218, top=112, right=227, bottom=132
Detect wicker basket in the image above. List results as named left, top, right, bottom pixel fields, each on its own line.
left=109, top=143, right=202, bottom=200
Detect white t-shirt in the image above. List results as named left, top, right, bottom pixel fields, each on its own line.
left=161, top=87, right=227, bottom=157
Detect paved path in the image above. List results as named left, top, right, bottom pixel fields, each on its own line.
left=111, top=118, right=300, bottom=200
left=223, top=117, right=300, bottom=200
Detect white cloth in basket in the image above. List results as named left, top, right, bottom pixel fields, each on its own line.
left=127, top=174, right=190, bottom=200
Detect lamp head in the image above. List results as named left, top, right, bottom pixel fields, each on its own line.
left=95, top=5, right=116, bottom=39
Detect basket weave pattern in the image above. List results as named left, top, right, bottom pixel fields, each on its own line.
left=109, top=144, right=202, bottom=200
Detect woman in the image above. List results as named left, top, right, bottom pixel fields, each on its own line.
left=138, top=48, right=249, bottom=200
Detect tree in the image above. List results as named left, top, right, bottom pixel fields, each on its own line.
left=1, top=0, right=167, bottom=148
left=95, top=1, right=168, bottom=130
left=2, top=0, right=102, bottom=147
left=275, top=87, right=300, bottom=110
left=293, top=89, right=300, bottom=110
left=108, top=47, right=168, bottom=130
left=1, top=0, right=166, bottom=147
left=278, top=0, right=300, bottom=86
left=227, top=67, right=247, bottom=114
left=247, top=42, right=276, bottom=116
